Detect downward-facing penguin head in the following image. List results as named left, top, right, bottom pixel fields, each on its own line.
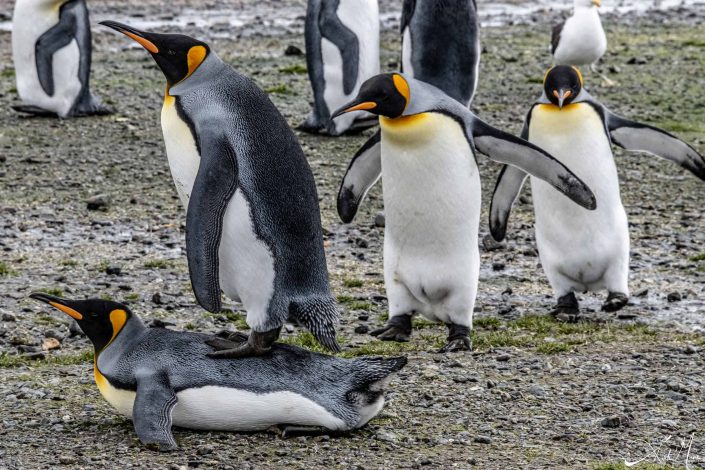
left=101, top=21, right=210, bottom=88
left=30, top=293, right=135, bottom=354
left=333, top=73, right=410, bottom=119
left=544, top=65, right=584, bottom=109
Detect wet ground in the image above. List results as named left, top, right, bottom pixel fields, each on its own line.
left=0, top=1, right=704, bottom=469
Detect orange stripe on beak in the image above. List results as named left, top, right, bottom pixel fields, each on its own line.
left=50, top=301, right=83, bottom=321
left=344, top=102, right=377, bottom=113
left=123, top=31, right=159, bottom=53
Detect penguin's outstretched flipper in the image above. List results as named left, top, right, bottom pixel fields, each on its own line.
left=319, top=1, right=359, bottom=96
left=469, top=117, right=597, bottom=211
left=186, top=129, right=239, bottom=313
left=337, top=130, right=381, bottom=223
left=602, top=107, right=705, bottom=181
left=289, top=297, right=341, bottom=353
left=133, top=372, right=178, bottom=451
left=489, top=164, right=528, bottom=242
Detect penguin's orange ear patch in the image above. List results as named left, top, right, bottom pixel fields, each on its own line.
left=49, top=302, right=83, bottom=320
left=186, top=45, right=207, bottom=78
left=393, top=74, right=410, bottom=107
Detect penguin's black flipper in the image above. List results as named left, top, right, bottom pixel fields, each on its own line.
left=602, top=108, right=705, bottom=181
left=337, top=130, right=382, bottom=223
left=400, top=0, right=416, bottom=35
left=133, top=372, right=178, bottom=451
left=489, top=165, right=528, bottom=242
left=186, top=129, right=239, bottom=313
left=35, top=3, right=78, bottom=97
left=319, top=1, right=359, bottom=95
left=469, top=117, right=597, bottom=211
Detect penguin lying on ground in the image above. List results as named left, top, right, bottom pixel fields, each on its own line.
left=12, top=0, right=110, bottom=117
left=299, top=0, right=380, bottom=135
left=101, top=22, right=340, bottom=358
left=490, top=66, right=705, bottom=320
left=30, top=293, right=407, bottom=451
left=334, top=73, right=596, bottom=351
left=338, top=0, right=482, bottom=223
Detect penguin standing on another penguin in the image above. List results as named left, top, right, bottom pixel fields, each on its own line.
left=334, top=73, right=596, bottom=351
left=490, top=66, right=705, bottom=320
left=12, top=0, right=110, bottom=117
left=102, top=22, right=340, bottom=358
left=30, top=293, right=407, bottom=450
left=299, top=0, right=380, bottom=136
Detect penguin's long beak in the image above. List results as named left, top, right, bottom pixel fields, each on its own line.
left=553, top=89, right=573, bottom=109
left=332, top=100, right=377, bottom=119
left=100, top=21, right=160, bottom=54
left=29, top=293, right=83, bottom=320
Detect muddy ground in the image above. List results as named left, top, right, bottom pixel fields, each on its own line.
left=0, top=1, right=704, bottom=469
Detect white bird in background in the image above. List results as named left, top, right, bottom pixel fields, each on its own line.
left=551, top=0, right=614, bottom=85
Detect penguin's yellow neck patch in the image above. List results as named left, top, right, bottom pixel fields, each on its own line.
left=531, top=103, right=600, bottom=137
left=537, top=103, right=582, bottom=113
left=380, top=113, right=428, bottom=129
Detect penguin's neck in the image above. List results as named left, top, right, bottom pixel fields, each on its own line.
left=94, top=315, right=146, bottom=360
left=167, top=52, right=228, bottom=98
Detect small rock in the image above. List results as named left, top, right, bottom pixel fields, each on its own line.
left=527, top=385, right=547, bottom=397
left=59, top=456, right=77, bottom=465
left=86, top=194, right=110, bottom=211
left=152, top=292, right=165, bottom=305
left=68, top=320, right=84, bottom=337
left=374, top=212, right=386, bottom=228
left=667, top=292, right=682, bottom=303
left=105, top=265, right=121, bottom=275
left=492, top=262, right=505, bottom=271
left=1, top=312, right=16, bottom=322
left=684, top=345, right=699, bottom=355
left=376, top=431, right=398, bottom=443
left=354, top=325, right=369, bottom=334
left=601, top=415, right=630, bottom=428
left=608, top=65, right=621, bottom=74
left=634, top=288, right=649, bottom=298
left=357, top=313, right=369, bottom=321
left=42, top=338, right=61, bottom=351
left=473, top=435, right=492, bottom=444
left=284, top=45, right=303, bottom=56
left=626, top=56, right=648, bottom=65
left=149, top=319, right=174, bottom=329
left=496, top=354, right=510, bottom=362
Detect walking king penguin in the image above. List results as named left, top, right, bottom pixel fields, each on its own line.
left=101, top=21, right=340, bottom=357
left=338, top=0, right=481, bottom=225
left=552, top=0, right=608, bottom=80
left=334, top=73, right=597, bottom=351
left=490, top=66, right=705, bottom=318
left=30, top=293, right=407, bottom=450
left=299, top=0, right=380, bottom=135
left=12, top=0, right=110, bottom=117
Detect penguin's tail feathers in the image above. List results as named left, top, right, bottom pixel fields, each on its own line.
left=289, top=297, right=341, bottom=353
left=351, top=356, right=407, bottom=392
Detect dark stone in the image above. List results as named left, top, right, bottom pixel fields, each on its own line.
left=105, top=265, right=121, bottom=275
left=374, top=212, right=386, bottom=228
left=284, top=45, right=303, bottom=56
left=86, top=194, right=110, bottom=211
left=667, top=292, right=682, bottom=302
left=354, top=325, right=369, bottom=334
left=473, top=435, right=492, bottom=444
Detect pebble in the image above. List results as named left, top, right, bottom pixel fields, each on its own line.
left=374, top=212, right=386, bottom=228
left=59, top=456, right=77, bottom=465
left=284, top=45, right=303, bottom=56
left=1, top=312, right=16, bottom=322
left=42, top=338, right=61, bottom=351
left=527, top=385, right=547, bottom=397
left=667, top=292, right=682, bottom=302
left=354, top=325, right=369, bottom=334
left=86, top=194, right=110, bottom=211
left=473, top=435, right=492, bottom=444
left=601, top=415, right=630, bottom=428
left=105, top=265, right=122, bottom=275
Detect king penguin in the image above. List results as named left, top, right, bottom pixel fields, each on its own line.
left=30, top=293, right=407, bottom=450
left=101, top=21, right=340, bottom=358
left=334, top=73, right=596, bottom=351
left=490, top=66, right=705, bottom=319
left=11, top=0, right=110, bottom=117
left=299, top=0, right=380, bottom=136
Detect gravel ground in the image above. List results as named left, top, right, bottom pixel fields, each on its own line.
left=0, top=1, right=704, bottom=469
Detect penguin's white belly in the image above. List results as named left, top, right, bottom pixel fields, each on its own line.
left=380, top=113, right=480, bottom=324
left=96, top=379, right=347, bottom=431
left=12, top=4, right=82, bottom=117
left=529, top=104, right=628, bottom=291
left=161, top=98, right=276, bottom=325
left=321, top=0, right=379, bottom=133
left=554, top=10, right=607, bottom=65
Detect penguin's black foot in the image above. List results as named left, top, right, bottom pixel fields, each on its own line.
left=602, top=292, right=629, bottom=313
left=11, top=105, right=58, bottom=117
left=280, top=425, right=331, bottom=438
left=370, top=314, right=413, bottom=342
left=143, top=440, right=178, bottom=452
left=551, top=293, right=580, bottom=322
left=296, top=116, right=324, bottom=134
left=72, top=105, right=114, bottom=117
left=438, top=324, right=472, bottom=353
left=206, top=328, right=280, bottom=359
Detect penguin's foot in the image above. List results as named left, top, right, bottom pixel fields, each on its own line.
left=11, top=105, right=58, bottom=117
left=438, top=324, right=472, bottom=353
left=280, top=425, right=334, bottom=438
left=206, top=328, right=280, bottom=358
left=296, top=114, right=324, bottom=134
left=602, top=292, right=629, bottom=313
left=551, top=293, right=580, bottom=322
left=72, top=104, right=114, bottom=117
left=370, top=314, right=413, bottom=342
left=143, top=440, right=178, bottom=452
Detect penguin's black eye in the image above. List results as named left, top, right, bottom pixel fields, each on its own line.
left=168, top=49, right=176, bottom=56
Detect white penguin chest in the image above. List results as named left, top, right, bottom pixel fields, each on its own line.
left=161, top=96, right=201, bottom=206
left=380, top=113, right=481, bottom=254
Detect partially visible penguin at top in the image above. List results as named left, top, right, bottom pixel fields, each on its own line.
left=102, top=22, right=340, bottom=359
left=12, top=0, right=110, bottom=117
left=299, top=0, right=380, bottom=136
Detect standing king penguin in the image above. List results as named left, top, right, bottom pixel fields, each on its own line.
left=12, top=0, right=110, bottom=117
left=102, top=22, right=340, bottom=358
left=490, top=66, right=705, bottom=318
left=334, top=73, right=597, bottom=351
left=338, top=0, right=481, bottom=222
left=299, top=0, right=380, bottom=136
left=30, top=293, right=406, bottom=450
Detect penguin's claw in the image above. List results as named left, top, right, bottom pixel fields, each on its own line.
left=550, top=293, right=580, bottom=321
left=601, top=292, right=629, bottom=313
left=370, top=315, right=413, bottom=342
left=207, top=343, right=270, bottom=359
left=207, top=329, right=279, bottom=359
left=438, top=337, right=472, bottom=354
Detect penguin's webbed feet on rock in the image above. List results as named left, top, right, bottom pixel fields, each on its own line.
left=206, top=328, right=280, bottom=359
left=438, top=324, right=472, bottom=353
left=601, top=292, right=629, bottom=313
left=370, top=314, right=413, bottom=342
left=143, top=440, right=178, bottom=452
left=551, top=293, right=580, bottom=323
left=280, top=425, right=335, bottom=438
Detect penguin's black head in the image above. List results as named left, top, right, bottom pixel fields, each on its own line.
left=101, top=21, right=210, bottom=88
left=544, top=66, right=583, bottom=109
left=332, top=74, right=409, bottom=119
left=30, top=293, right=134, bottom=354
